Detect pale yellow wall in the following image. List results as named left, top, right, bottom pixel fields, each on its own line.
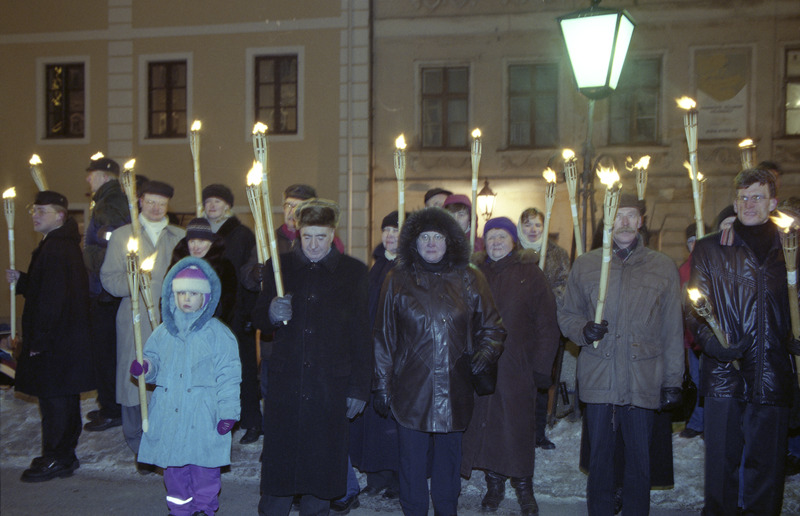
left=0, top=1, right=109, bottom=34
left=133, top=0, right=341, bottom=27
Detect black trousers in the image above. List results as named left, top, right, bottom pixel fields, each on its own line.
left=237, top=328, right=262, bottom=430
left=703, top=397, right=788, bottom=516
left=89, top=294, right=121, bottom=418
left=39, top=394, right=82, bottom=462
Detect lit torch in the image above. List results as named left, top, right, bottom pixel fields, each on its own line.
left=738, top=138, right=756, bottom=170
left=125, top=237, right=149, bottom=433
left=687, top=287, right=739, bottom=370
left=139, top=253, right=159, bottom=331
left=3, top=188, right=16, bottom=341
left=120, top=159, right=142, bottom=242
left=470, top=128, right=482, bottom=251
left=190, top=120, right=203, bottom=217
left=684, top=161, right=707, bottom=209
left=252, top=123, right=285, bottom=299
left=563, top=149, right=583, bottom=256
left=29, top=154, right=48, bottom=192
left=246, top=162, right=269, bottom=264
left=771, top=210, right=800, bottom=381
left=394, top=134, right=407, bottom=231
left=677, top=97, right=705, bottom=239
left=592, top=167, right=621, bottom=348
left=539, top=168, right=557, bottom=271
left=631, top=155, right=650, bottom=201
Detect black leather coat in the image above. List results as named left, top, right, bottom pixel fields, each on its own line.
left=690, top=224, right=797, bottom=406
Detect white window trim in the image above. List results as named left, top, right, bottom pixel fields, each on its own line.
left=35, top=55, right=91, bottom=145
left=414, top=59, right=473, bottom=150
left=245, top=46, right=305, bottom=142
left=137, top=52, right=193, bottom=145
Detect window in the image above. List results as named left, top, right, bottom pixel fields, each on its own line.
left=255, top=55, right=298, bottom=134
left=45, top=63, right=85, bottom=138
left=421, top=67, right=469, bottom=149
left=148, top=61, right=187, bottom=138
left=608, top=57, right=661, bottom=145
left=786, top=48, right=800, bottom=136
left=508, top=64, right=559, bottom=148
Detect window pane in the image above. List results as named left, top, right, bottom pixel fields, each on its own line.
left=148, top=61, right=187, bottom=138
left=150, top=65, right=166, bottom=88
left=45, top=63, right=84, bottom=138
left=787, top=83, right=800, bottom=135
left=258, top=60, right=274, bottom=83
left=171, top=64, right=186, bottom=87
left=535, top=65, right=558, bottom=90
left=172, top=111, right=187, bottom=134
left=279, top=59, right=297, bottom=82
left=509, top=97, right=531, bottom=147
left=447, top=68, right=468, bottom=93
left=509, top=65, right=532, bottom=93
left=151, top=113, right=167, bottom=136
left=171, top=88, right=186, bottom=111
left=609, top=58, right=660, bottom=144
left=255, top=55, right=299, bottom=134
left=259, top=85, right=275, bottom=107
left=280, top=84, right=297, bottom=106
left=422, top=98, right=442, bottom=147
left=281, top=108, right=297, bottom=132
left=422, top=69, right=443, bottom=95
left=151, top=89, right=167, bottom=111
left=787, top=50, right=800, bottom=76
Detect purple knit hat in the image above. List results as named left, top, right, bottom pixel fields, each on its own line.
left=172, top=265, right=211, bottom=294
left=483, top=217, right=518, bottom=244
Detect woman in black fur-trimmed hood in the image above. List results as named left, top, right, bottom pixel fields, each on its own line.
left=373, top=207, right=506, bottom=516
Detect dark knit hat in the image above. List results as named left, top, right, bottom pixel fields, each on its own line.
left=185, top=218, right=215, bottom=241
left=424, top=187, right=453, bottom=204
left=172, top=265, right=211, bottom=294
left=34, top=190, right=68, bottom=209
left=86, top=157, right=120, bottom=176
left=381, top=211, right=401, bottom=229
left=284, top=184, right=316, bottom=201
left=617, top=193, right=646, bottom=215
left=483, top=217, right=518, bottom=243
left=295, top=198, right=340, bottom=228
left=202, top=184, right=234, bottom=207
left=139, top=180, right=174, bottom=199
left=443, top=194, right=471, bottom=211
left=715, top=205, right=736, bottom=230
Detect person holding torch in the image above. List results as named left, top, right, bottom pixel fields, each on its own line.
left=557, top=193, right=683, bottom=516
left=688, top=167, right=800, bottom=516
left=6, top=191, right=93, bottom=482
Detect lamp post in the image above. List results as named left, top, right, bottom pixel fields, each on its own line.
left=557, top=0, right=635, bottom=254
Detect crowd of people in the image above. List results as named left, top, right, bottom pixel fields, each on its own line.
left=4, top=155, right=800, bottom=516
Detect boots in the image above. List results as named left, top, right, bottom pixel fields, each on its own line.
left=480, top=470, right=506, bottom=512
left=510, top=477, right=539, bottom=516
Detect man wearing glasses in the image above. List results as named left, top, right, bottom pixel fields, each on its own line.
left=689, top=167, right=800, bottom=515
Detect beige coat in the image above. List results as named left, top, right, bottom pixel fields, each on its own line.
left=100, top=221, right=185, bottom=406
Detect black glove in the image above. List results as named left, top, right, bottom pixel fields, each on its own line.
left=703, top=334, right=752, bottom=362
left=659, top=387, right=682, bottom=412
left=346, top=397, right=366, bottom=419
left=373, top=390, right=391, bottom=418
left=248, top=263, right=266, bottom=286
left=787, top=338, right=800, bottom=356
left=582, top=320, right=609, bottom=346
left=268, top=294, right=293, bottom=324
left=471, top=347, right=494, bottom=376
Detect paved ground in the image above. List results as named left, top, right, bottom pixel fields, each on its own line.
left=0, top=464, right=694, bottom=516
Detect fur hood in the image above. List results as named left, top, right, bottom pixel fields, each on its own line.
left=397, top=207, right=470, bottom=271
left=160, top=256, right=221, bottom=335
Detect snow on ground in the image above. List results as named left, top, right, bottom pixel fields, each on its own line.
left=1, top=388, right=799, bottom=514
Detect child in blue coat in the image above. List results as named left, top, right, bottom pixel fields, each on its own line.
left=131, top=256, right=241, bottom=516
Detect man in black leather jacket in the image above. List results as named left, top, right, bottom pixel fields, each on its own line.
left=689, top=168, right=800, bottom=515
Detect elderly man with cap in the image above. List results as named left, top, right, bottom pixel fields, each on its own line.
left=100, top=180, right=185, bottom=464
left=6, top=191, right=93, bottom=482
left=201, top=184, right=263, bottom=444
left=251, top=199, right=371, bottom=516
left=423, top=187, right=452, bottom=208
left=558, top=193, right=683, bottom=515
left=82, top=154, right=130, bottom=432
left=461, top=217, right=560, bottom=516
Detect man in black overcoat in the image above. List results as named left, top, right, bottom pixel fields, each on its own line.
left=6, top=191, right=93, bottom=482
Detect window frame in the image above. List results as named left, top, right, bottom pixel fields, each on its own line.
left=607, top=56, right=663, bottom=146
left=35, top=56, right=90, bottom=145
left=254, top=55, right=299, bottom=136
left=137, top=52, right=193, bottom=145
left=146, top=60, right=188, bottom=139
left=418, top=64, right=471, bottom=150
left=505, top=62, right=560, bottom=149
left=245, top=46, right=305, bottom=142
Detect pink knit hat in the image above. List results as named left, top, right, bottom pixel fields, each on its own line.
left=172, top=265, right=211, bottom=294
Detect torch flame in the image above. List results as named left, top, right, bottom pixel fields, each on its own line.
left=29, top=154, right=42, bottom=166
left=127, top=237, right=138, bottom=253
left=771, top=210, right=797, bottom=232
left=687, top=288, right=702, bottom=303
left=247, top=162, right=263, bottom=186
left=395, top=134, right=406, bottom=150
left=2, top=187, right=16, bottom=199
left=471, top=128, right=481, bottom=139
left=90, top=152, right=105, bottom=160
left=738, top=138, right=754, bottom=148
left=698, top=172, right=705, bottom=181
left=562, top=149, right=575, bottom=161
left=124, top=159, right=136, bottom=171
left=140, top=253, right=157, bottom=271
left=542, top=168, right=557, bottom=183
left=676, top=97, right=697, bottom=110
left=634, top=156, right=651, bottom=170
left=252, top=122, right=268, bottom=134
left=191, top=120, right=202, bottom=132
left=596, top=167, right=620, bottom=187
left=683, top=161, right=697, bottom=180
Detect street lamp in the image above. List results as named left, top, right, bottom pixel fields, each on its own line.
left=557, top=0, right=635, bottom=253
left=476, top=180, right=497, bottom=221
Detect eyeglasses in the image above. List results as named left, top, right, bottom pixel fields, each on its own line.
left=283, top=202, right=300, bottom=211
left=28, top=207, right=57, bottom=216
left=143, top=199, right=168, bottom=208
left=736, top=194, right=768, bottom=204
left=417, top=233, right=445, bottom=243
